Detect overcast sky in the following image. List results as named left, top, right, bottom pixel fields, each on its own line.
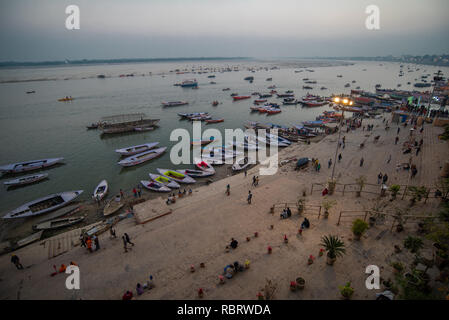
left=0, top=0, right=448, bottom=61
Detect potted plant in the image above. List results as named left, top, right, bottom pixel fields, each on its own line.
left=320, top=235, right=346, bottom=265
left=352, top=219, right=369, bottom=240
left=404, top=236, right=424, bottom=254
left=339, top=282, right=354, bottom=299
left=296, top=277, right=305, bottom=290
left=391, top=262, right=404, bottom=274
left=389, top=185, right=401, bottom=200
left=290, top=281, right=297, bottom=291
left=322, top=198, right=336, bottom=219
left=355, top=176, right=367, bottom=197
left=408, top=186, right=428, bottom=206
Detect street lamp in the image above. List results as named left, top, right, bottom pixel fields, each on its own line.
left=330, top=96, right=353, bottom=188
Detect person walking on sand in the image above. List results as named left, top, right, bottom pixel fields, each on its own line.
left=132, top=188, right=137, bottom=198
left=338, top=153, right=342, bottom=162
left=122, top=235, right=128, bottom=253
left=124, top=233, right=135, bottom=246
left=395, top=136, right=399, bottom=145
left=137, top=187, right=142, bottom=198
left=255, top=176, right=259, bottom=186
left=397, top=127, right=400, bottom=135
left=93, top=235, right=100, bottom=251
left=247, top=191, right=253, bottom=204
left=387, top=154, right=391, bottom=164
left=11, top=254, right=24, bottom=270
left=226, top=184, right=230, bottom=196
left=317, top=162, right=321, bottom=172
left=86, top=237, right=93, bottom=253
left=244, top=169, right=247, bottom=177
left=328, top=158, right=332, bottom=169
left=382, top=173, right=388, bottom=184
left=110, top=226, right=117, bottom=239
left=360, top=157, right=364, bottom=167
left=252, top=176, right=256, bottom=187
left=377, top=172, right=382, bottom=184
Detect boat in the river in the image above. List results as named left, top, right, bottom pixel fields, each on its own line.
left=117, top=147, right=167, bottom=167
left=3, top=190, right=84, bottom=219
left=233, top=95, right=251, bottom=101
left=58, top=97, right=74, bottom=102
left=180, top=79, right=198, bottom=88
left=176, top=168, right=214, bottom=178
left=93, top=180, right=108, bottom=201
left=140, top=180, right=171, bottom=192
left=162, top=101, right=189, bottom=107
left=101, top=113, right=160, bottom=135
left=33, top=215, right=85, bottom=231
left=15, top=231, right=44, bottom=248
left=191, top=139, right=214, bottom=147
left=3, top=173, right=48, bottom=187
left=194, top=159, right=215, bottom=172
left=115, top=142, right=160, bottom=156
left=0, top=157, right=64, bottom=174
left=156, top=169, right=196, bottom=184
left=205, top=119, right=224, bottom=124
left=148, top=173, right=181, bottom=189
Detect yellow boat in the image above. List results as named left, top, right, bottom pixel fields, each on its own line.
left=58, top=97, right=74, bottom=102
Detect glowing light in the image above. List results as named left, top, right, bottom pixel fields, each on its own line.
left=349, top=101, right=353, bottom=105
left=334, top=97, right=340, bottom=103
left=343, top=98, right=348, bottom=104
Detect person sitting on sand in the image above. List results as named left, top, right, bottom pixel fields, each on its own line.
left=59, top=264, right=67, bottom=273
left=280, top=209, right=288, bottom=219
left=286, top=207, right=292, bottom=217
left=301, top=218, right=310, bottom=229
left=230, top=238, right=238, bottom=249
left=224, top=264, right=235, bottom=279
left=322, top=187, right=328, bottom=196
left=122, top=290, right=133, bottom=300
left=136, top=283, right=144, bottom=295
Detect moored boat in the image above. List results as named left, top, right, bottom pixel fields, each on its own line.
left=93, top=180, right=108, bottom=201
left=117, top=147, right=167, bottom=167
left=162, top=101, right=189, bottom=107
left=205, top=119, right=224, bottom=124
left=33, top=215, right=86, bottom=231
left=15, top=231, right=44, bottom=248
left=3, top=190, right=84, bottom=219
left=176, top=169, right=214, bottom=178
left=233, top=95, right=251, bottom=101
left=156, top=169, right=196, bottom=184
left=4, top=173, right=48, bottom=187
left=194, top=159, right=215, bottom=172
left=0, top=157, right=64, bottom=174
left=148, top=173, right=181, bottom=188
left=232, top=157, right=255, bottom=171
left=115, top=142, right=160, bottom=156
left=103, top=196, right=124, bottom=216
left=140, top=180, right=171, bottom=192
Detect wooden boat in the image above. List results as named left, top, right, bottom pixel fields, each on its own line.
left=232, top=157, right=255, bottom=172
left=134, top=126, right=155, bottom=132
left=4, top=173, right=48, bottom=187
left=266, top=108, right=281, bottom=115
left=140, top=180, right=171, bottom=192
left=58, top=97, right=74, bottom=102
left=205, top=119, right=224, bottom=124
left=3, top=190, right=83, bottom=219
left=93, top=180, right=108, bottom=201
left=35, top=204, right=81, bottom=223
left=0, top=157, right=64, bottom=174
left=103, top=196, right=124, bottom=216
left=162, top=101, right=188, bottom=107
left=176, top=169, right=214, bottom=178
left=254, top=99, right=268, bottom=104
left=278, top=131, right=302, bottom=142
left=26, top=90, right=36, bottom=94
left=212, top=101, right=219, bottom=106
left=233, top=96, right=251, bottom=101
left=302, top=101, right=327, bottom=107
left=117, top=147, right=167, bottom=167
left=231, top=141, right=260, bottom=151
left=86, top=123, right=99, bottom=129
left=191, top=139, right=214, bottom=147
left=194, top=159, right=215, bottom=172
left=156, top=169, right=196, bottom=184
left=149, top=173, right=181, bottom=188
left=15, top=231, right=44, bottom=248
left=33, top=215, right=85, bottom=231
left=115, top=142, right=160, bottom=156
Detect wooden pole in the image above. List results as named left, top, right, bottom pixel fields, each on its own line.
left=337, top=210, right=342, bottom=225
left=343, top=184, right=346, bottom=196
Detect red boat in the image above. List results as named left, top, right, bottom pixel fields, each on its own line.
left=303, top=101, right=327, bottom=107
left=205, top=119, right=224, bottom=124
left=233, top=96, right=251, bottom=101
left=267, top=109, right=281, bottom=114
left=254, top=99, right=267, bottom=104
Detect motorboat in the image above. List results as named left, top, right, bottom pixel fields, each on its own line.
left=93, top=180, right=108, bottom=201
left=115, top=142, right=160, bottom=156
left=3, top=173, right=48, bottom=187
left=162, top=101, right=188, bottom=107
left=117, top=147, right=167, bottom=167
left=0, top=157, right=64, bottom=174
left=149, top=173, right=181, bottom=189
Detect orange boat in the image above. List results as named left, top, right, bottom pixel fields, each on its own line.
left=205, top=119, right=224, bottom=124
left=233, top=96, right=251, bottom=101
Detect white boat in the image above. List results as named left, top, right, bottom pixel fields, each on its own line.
left=200, top=147, right=243, bottom=164
left=3, top=173, right=48, bottom=187
left=33, top=215, right=86, bottom=231
left=93, top=180, right=108, bottom=201
left=0, top=157, right=64, bottom=174
left=148, top=173, right=180, bottom=189
left=140, top=180, right=171, bottom=192
left=176, top=168, right=215, bottom=178
left=103, top=195, right=124, bottom=216
left=115, top=142, right=160, bottom=156
left=194, top=158, right=215, bottom=172
left=266, top=133, right=292, bottom=146
left=118, top=147, right=167, bottom=167
left=35, top=204, right=81, bottom=223
left=156, top=168, right=196, bottom=184
left=232, top=157, right=256, bottom=171
left=3, top=190, right=84, bottom=219
left=245, top=133, right=289, bottom=147
left=15, top=231, right=43, bottom=248
left=162, top=101, right=188, bottom=107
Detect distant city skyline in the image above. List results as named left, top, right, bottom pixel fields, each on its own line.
left=0, top=0, right=448, bottom=61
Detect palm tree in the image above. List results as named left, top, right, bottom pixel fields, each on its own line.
left=320, top=235, right=346, bottom=265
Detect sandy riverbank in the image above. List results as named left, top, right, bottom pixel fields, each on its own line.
left=0, top=114, right=448, bottom=300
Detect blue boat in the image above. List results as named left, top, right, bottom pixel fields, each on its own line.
left=180, top=79, right=198, bottom=88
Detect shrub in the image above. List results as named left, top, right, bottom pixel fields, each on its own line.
left=339, top=282, right=354, bottom=299
left=404, top=236, right=424, bottom=253
left=352, top=219, right=369, bottom=238
left=320, top=235, right=346, bottom=259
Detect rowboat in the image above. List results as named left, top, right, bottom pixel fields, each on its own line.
left=0, top=157, right=64, bottom=174
left=58, top=97, right=74, bottom=102
left=103, top=196, right=124, bottom=216
left=266, top=133, right=291, bottom=146
left=205, top=119, right=224, bottom=124
left=15, top=231, right=43, bottom=248
left=3, top=190, right=84, bottom=219
left=162, top=101, right=188, bottom=107
left=176, top=168, right=215, bottom=178
left=93, top=180, right=108, bottom=201
left=115, top=142, right=160, bottom=156
left=156, top=169, right=196, bottom=184
left=232, top=157, right=255, bottom=171
left=35, top=204, right=81, bottom=223
left=254, top=99, right=267, bottom=104
left=140, top=180, right=171, bottom=192
left=3, top=173, right=48, bottom=187
left=117, top=147, right=167, bottom=167
left=134, top=126, right=155, bottom=132
left=301, top=101, right=327, bottom=107
left=266, top=108, right=281, bottom=115
left=33, top=215, right=86, bottom=231
left=178, top=112, right=209, bottom=119
left=149, top=173, right=181, bottom=189
left=233, top=96, right=251, bottom=101
left=194, top=159, right=215, bottom=172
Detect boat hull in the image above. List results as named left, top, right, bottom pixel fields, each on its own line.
left=0, top=158, right=64, bottom=174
